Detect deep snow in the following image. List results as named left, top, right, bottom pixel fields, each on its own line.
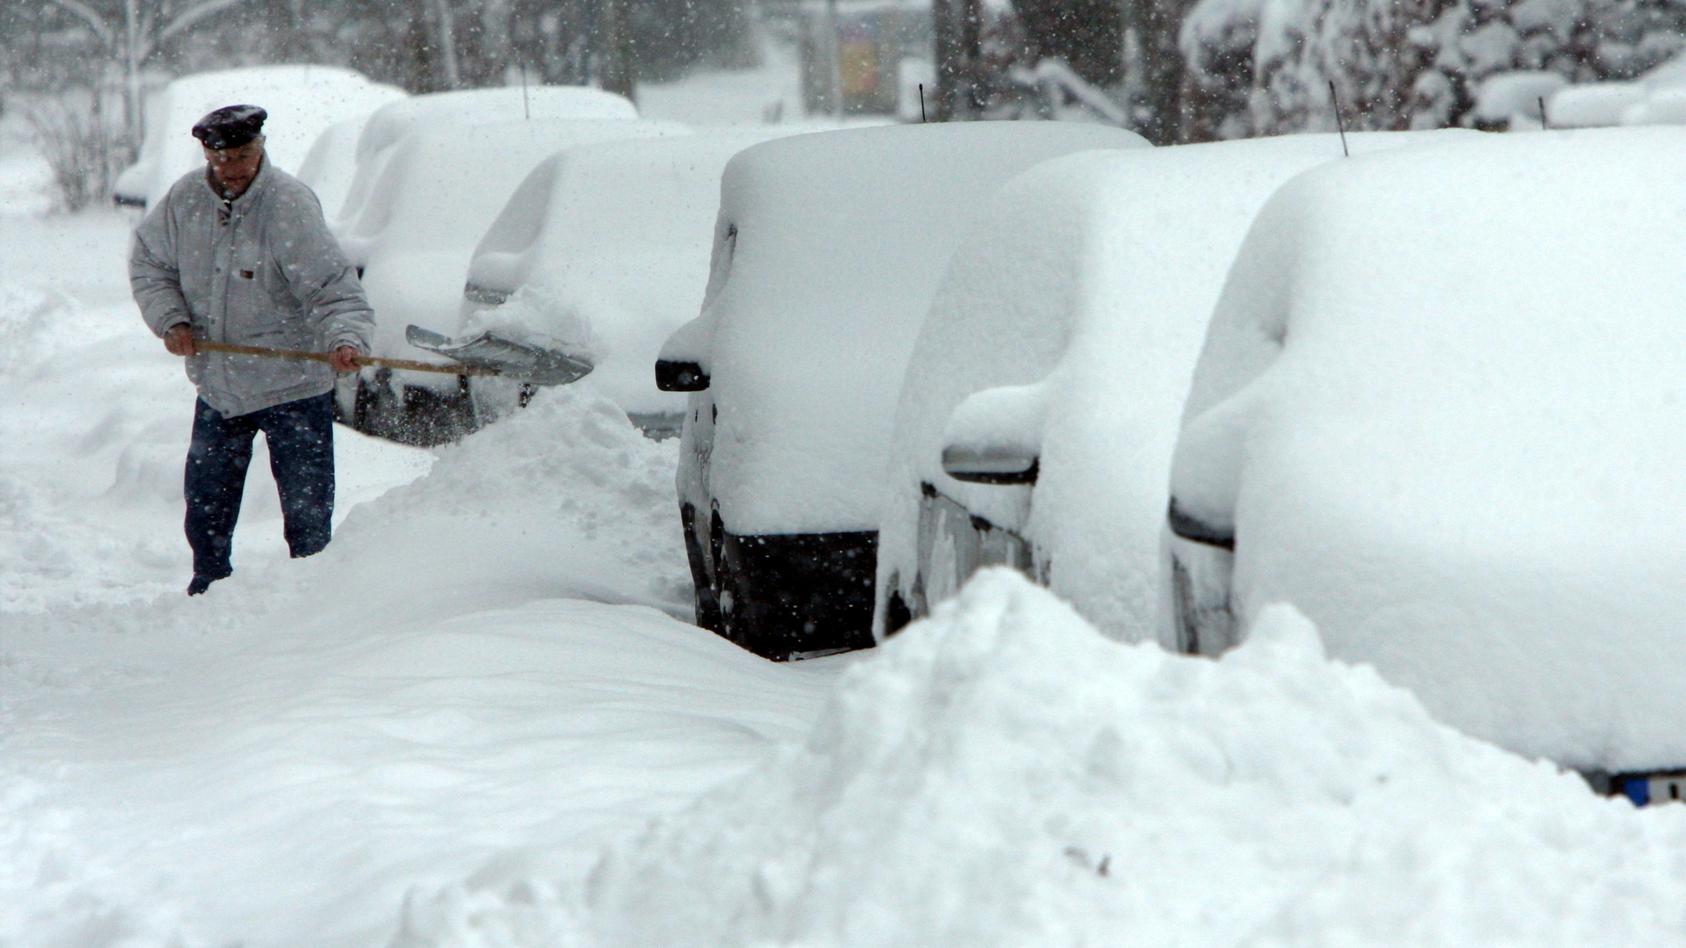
left=0, top=205, right=845, bottom=945
left=5, top=86, right=1686, bottom=947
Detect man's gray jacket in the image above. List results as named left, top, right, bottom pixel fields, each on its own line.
left=130, top=158, right=375, bottom=417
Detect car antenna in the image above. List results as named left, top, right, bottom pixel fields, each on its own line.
left=1328, top=80, right=1350, bottom=157
left=1539, top=96, right=1549, bottom=130
left=918, top=83, right=928, bottom=123
left=520, top=63, right=531, bottom=120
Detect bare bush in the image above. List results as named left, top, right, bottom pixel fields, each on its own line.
left=25, top=90, right=130, bottom=212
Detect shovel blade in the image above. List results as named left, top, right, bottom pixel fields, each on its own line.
left=405, top=325, right=594, bottom=387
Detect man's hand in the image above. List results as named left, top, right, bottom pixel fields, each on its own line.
left=328, top=346, right=362, bottom=373
left=164, top=324, right=197, bottom=357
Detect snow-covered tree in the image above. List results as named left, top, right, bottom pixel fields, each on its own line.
left=35, top=0, right=249, bottom=142
left=1179, top=0, right=1686, bottom=138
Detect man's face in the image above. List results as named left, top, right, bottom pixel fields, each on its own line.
left=204, top=139, right=263, bottom=196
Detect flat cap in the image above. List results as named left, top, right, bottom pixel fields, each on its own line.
left=191, top=104, right=267, bottom=150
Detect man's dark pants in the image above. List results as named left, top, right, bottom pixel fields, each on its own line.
left=185, top=393, right=335, bottom=581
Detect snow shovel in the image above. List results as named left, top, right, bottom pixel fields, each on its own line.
left=192, top=326, right=592, bottom=386
left=404, top=326, right=593, bottom=386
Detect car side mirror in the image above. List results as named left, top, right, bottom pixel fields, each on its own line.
left=656, top=359, right=709, bottom=392
left=939, top=384, right=1048, bottom=485
left=1166, top=397, right=1251, bottom=552
left=941, top=444, right=1039, bottom=485
left=1166, top=498, right=1234, bottom=550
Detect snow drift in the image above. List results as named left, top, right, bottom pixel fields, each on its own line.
left=398, top=570, right=1686, bottom=945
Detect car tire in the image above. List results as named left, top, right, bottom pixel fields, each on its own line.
left=711, top=527, right=778, bottom=657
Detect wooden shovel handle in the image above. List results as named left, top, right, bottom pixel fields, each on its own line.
left=194, top=339, right=497, bottom=377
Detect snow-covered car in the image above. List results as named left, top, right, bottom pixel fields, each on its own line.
left=655, top=121, right=1146, bottom=660
left=1165, top=127, right=1686, bottom=799
left=456, top=127, right=817, bottom=440
left=293, top=116, right=372, bottom=222
left=874, top=130, right=1469, bottom=644
left=331, top=85, right=638, bottom=235
left=112, top=65, right=403, bottom=209
left=334, top=118, right=688, bottom=445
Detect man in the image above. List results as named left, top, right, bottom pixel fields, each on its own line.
left=130, top=105, right=375, bottom=596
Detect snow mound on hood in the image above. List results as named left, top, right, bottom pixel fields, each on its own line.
left=533, top=570, right=1686, bottom=945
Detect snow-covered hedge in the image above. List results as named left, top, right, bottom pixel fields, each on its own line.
left=1179, top=0, right=1686, bottom=139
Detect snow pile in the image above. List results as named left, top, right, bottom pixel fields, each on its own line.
left=325, top=382, right=693, bottom=615
left=1, top=376, right=724, bottom=946
left=414, top=570, right=1686, bottom=944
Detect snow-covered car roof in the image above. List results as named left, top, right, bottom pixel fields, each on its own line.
left=341, top=118, right=689, bottom=365
left=667, top=120, right=1147, bottom=534
left=1169, top=126, right=1686, bottom=771
left=879, top=130, right=1471, bottom=642
left=113, top=65, right=405, bottom=209
left=332, top=86, right=638, bottom=232
left=354, top=85, right=638, bottom=164
left=459, top=127, right=823, bottom=419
